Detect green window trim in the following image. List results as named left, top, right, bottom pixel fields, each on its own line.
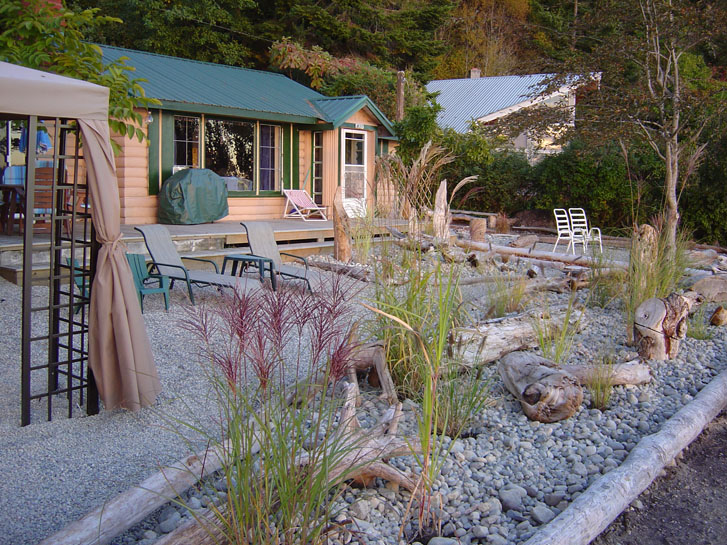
left=151, top=111, right=293, bottom=197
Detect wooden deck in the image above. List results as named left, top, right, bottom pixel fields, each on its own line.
left=0, top=218, right=404, bottom=285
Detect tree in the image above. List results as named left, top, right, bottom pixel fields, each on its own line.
left=432, top=0, right=530, bottom=79
left=524, top=0, right=727, bottom=254
left=0, top=0, right=160, bottom=149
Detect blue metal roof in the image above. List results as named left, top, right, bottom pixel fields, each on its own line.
left=426, top=74, right=551, bottom=133
left=101, top=45, right=326, bottom=123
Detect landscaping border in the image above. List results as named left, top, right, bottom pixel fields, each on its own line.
left=524, top=366, right=727, bottom=545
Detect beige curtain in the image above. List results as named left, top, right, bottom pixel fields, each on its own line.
left=79, top=119, right=161, bottom=410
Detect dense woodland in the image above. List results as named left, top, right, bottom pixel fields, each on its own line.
left=5, top=1, right=727, bottom=243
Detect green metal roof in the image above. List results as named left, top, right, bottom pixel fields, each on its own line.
left=101, top=45, right=396, bottom=133
left=101, top=45, right=325, bottom=123
left=311, top=96, right=396, bottom=135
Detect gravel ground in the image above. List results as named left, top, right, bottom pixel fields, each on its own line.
left=1, top=241, right=725, bottom=545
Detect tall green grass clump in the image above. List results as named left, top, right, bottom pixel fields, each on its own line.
left=367, top=262, right=484, bottom=536
left=587, top=249, right=625, bottom=309
left=626, top=223, right=691, bottom=343
left=687, top=304, right=714, bottom=340
left=532, top=294, right=582, bottom=364
left=585, top=353, right=616, bottom=410
left=179, top=278, right=363, bottom=545
left=483, top=270, right=528, bottom=318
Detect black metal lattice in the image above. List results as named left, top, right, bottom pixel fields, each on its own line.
left=19, top=116, right=99, bottom=426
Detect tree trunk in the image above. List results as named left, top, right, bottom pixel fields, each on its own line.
left=333, top=186, right=351, bottom=262
left=664, top=137, right=680, bottom=257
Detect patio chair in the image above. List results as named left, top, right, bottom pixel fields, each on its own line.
left=552, top=208, right=586, bottom=254
left=135, top=224, right=260, bottom=305
left=568, top=208, right=602, bottom=253
left=125, top=253, right=170, bottom=313
left=241, top=222, right=312, bottom=291
left=282, top=189, right=327, bottom=221
left=66, top=257, right=89, bottom=314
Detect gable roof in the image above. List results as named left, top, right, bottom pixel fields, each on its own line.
left=100, top=45, right=395, bottom=133
left=426, top=74, right=558, bottom=133
left=310, top=96, right=396, bottom=135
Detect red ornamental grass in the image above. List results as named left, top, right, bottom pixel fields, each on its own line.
left=182, top=274, right=363, bottom=395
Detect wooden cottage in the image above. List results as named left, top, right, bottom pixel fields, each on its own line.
left=101, top=45, right=397, bottom=224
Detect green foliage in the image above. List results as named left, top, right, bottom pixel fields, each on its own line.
left=320, top=63, right=397, bottom=119
left=393, top=98, right=443, bottom=165
left=682, top=130, right=727, bottom=245
left=0, top=0, right=160, bottom=151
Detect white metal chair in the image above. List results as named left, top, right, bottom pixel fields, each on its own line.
left=568, top=208, right=602, bottom=253
left=553, top=208, right=585, bottom=254
left=282, top=189, right=328, bottom=221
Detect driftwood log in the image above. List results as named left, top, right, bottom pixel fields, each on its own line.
left=38, top=442, right=229, bottom=545
left=456, top=306, right=586, bottom=366
left=498, top=353, right=652, bottom=423
left=307, top=259, right=373, bottom=282
left=333, top=186, right=352, bottom=262
left=524, top=367, right=727, bottom=545
left=634, top=291, right=703, bottom=360
left=456, top=239, right=628, bottom=270
left=711, top=306, right=727, bottom=326
left=347, top=341, right=398, bottom=405
left=498, top=352, right=584, bottom=422
left=432, top=180, right=449, bottom=241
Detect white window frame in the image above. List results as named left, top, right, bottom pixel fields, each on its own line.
left=340, top=129, right=367, bottom=216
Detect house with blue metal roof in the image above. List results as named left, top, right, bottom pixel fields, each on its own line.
left=100, top=45, right=396, bottom=224
left=426, top=71, right=578, bottom=161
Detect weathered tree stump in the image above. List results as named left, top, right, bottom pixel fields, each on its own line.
left=634, top=291, right=703, bottom=360
left=470, top=218, right=487, bottom=241
left=333, top=186, right=352, bottom=262
left=498, top=352, right=584, bottom=423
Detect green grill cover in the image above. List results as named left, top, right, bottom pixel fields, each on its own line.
left=158, top=168, right=229, bottom=224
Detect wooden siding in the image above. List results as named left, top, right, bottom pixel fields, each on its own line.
left=321, top=129, right=339, bottom=210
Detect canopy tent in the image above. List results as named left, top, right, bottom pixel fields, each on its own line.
left=0, top=61, right=161, bottom=411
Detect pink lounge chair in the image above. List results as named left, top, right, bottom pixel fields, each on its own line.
left=283, top=189, right=328, bottom=221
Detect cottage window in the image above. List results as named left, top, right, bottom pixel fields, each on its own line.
left=173, top=116, right=199, bottom=171
left=204, top=118, right=255, bottom=191
left=258, top=124, right=282, bottom=192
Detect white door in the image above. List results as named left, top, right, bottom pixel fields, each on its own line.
left=341, top=130, right=367, bottom=217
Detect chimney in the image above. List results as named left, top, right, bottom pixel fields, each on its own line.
left=470, top=68, right=481, bottom=79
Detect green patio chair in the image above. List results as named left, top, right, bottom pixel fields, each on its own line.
left=240, top=222, right=312, bottom=292
left=135, top=224, right=261, bottom=305
left=125, top=253, right=170, bottom=313
left=66, top=257, right=89, bottom=314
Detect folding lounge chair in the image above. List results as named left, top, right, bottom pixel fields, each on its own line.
left=552, top=208, right=586, bottom=254
left=568, top=208, right=602, bottom=253
left=135, top=224, right=260, bottom=305
left=241, top=222, right=312, bottom=292
left=282, top=189, right=328, bottom=221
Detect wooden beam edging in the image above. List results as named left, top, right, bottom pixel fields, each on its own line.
left=37, top=443, right=228, bottom=545
left=523, top=367, right=727, bottom=545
